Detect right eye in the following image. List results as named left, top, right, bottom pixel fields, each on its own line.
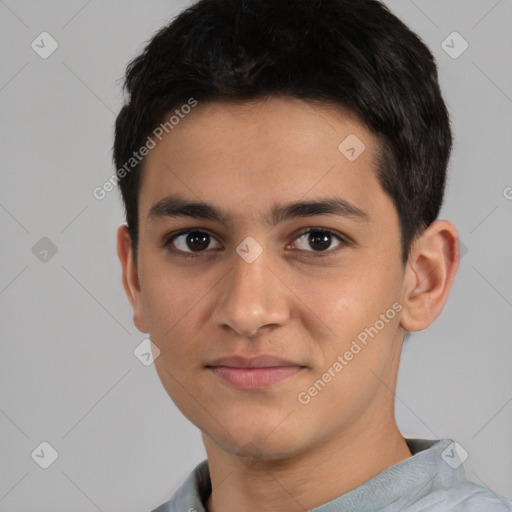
left=165, top=229, right=222, bottom=257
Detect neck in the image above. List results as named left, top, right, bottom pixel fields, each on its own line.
left=203, top=416, right=412, bottom=512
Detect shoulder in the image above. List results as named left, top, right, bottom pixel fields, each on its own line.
left=456, top=482, right=512, bottom=511
left=149, top=459, right=210, bottom=512
left=421, top=480, right=512, bottom=511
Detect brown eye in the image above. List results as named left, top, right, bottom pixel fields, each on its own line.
left=292, top=229, right=346, bottom=254
left=168, top=230, right=221, bottom=254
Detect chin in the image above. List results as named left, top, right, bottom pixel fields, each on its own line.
left=206, top=419, right=314, bottom=462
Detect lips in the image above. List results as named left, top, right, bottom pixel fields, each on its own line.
left=206, top=355, right=302, bottom=368
left=206, top=354, right=306, bottom=389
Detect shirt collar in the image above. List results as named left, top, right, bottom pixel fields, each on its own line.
left=164, top=438, right=464, bottom=512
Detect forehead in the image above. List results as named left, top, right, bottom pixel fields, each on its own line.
left=138, top=96, right=389, bottom=227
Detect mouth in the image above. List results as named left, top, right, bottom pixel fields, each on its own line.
left=205, top=355, right=307, bottom=389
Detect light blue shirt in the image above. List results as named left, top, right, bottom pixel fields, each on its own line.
left=151, top=438, right=512, bottom=511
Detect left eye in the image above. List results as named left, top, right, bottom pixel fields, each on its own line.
left=290, top=229, right=346, bottom=253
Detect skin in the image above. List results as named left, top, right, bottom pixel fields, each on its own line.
left=117, top=96, right=459, bottom=512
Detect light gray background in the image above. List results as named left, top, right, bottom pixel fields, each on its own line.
left=1, top=0, right=511, bottom=510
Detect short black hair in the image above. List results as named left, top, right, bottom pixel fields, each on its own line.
left=113, top=0, right=452, bottom=266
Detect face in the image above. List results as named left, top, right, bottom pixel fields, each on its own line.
left=122, top=97, right=410, bottom=460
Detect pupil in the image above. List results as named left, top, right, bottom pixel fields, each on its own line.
left=309, top=231, right=331, bottom=251
left=187, top=231, right=209, bottom=251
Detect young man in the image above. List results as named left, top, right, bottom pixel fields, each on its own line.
left=114, top=0, right=512, bottom=510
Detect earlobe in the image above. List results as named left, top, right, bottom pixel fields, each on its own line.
left=116, top=224, right=149, bottom=333
left=400, top=220, right=459, bottom=332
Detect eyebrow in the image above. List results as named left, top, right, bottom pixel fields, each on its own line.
left=147, top=194, right=369, bottom=226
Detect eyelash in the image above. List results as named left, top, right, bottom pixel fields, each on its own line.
left=163, top=228, right=350, bottom=259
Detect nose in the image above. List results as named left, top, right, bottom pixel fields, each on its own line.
left=211, top=246, right=291, bottom=338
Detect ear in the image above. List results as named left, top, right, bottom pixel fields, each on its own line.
left=400, top=220, right=459, bottom=332
left=116, top=224, right=148, bottom=333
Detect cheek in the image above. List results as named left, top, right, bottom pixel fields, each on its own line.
left=142, top=266, right=210, bottom=417
left=138, top=257, right=206, bottom=353
left=290, top=268, right=374, bottom=341
left=294, top=261, right=402, bottom=369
